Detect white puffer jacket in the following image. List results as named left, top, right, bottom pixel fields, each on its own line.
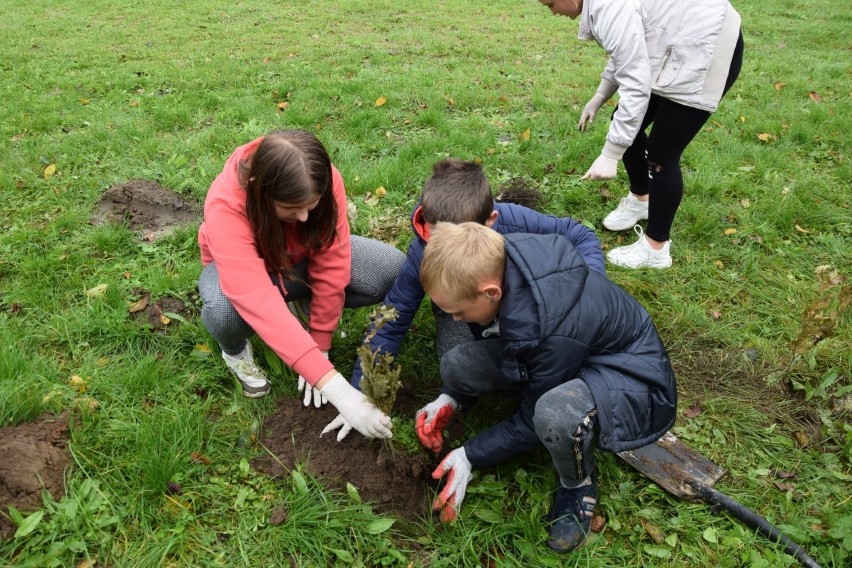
left=579, top=0, right=741, bottom=158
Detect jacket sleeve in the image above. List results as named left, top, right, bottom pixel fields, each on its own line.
left=305, top=167, right=351, bottom=351
left=593, top=0, right=652, bottom=156
left=501, top=205, right=606, bottom=275
left=202, top=198, right=333, bottom=385
left=350, top=241, right=426, bottom=388
left=463, top=339, right=592, bottom=469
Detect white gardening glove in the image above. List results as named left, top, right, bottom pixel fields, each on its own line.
left=415, top=393, right=459, bottom=453
left=582, top=141, right=625, bottom=181
left=432, top=447, right=473, bottom=523
left=298, top=351, right=328, bottom=408
left=579, top=78, right=618, bottom=132
left=578, top=93, right=607, bottom=132
left=319, top=373, right=392, bottom=441
left=581, top=154, right=618, bottom=180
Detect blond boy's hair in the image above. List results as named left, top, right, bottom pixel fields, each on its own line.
left=421, top=222, right=505, bottom=302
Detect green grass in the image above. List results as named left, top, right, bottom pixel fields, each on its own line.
left=1, top=0, right=849, bottom=566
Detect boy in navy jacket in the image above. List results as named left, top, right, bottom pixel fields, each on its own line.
left=417, top=222, right=676, bottom=553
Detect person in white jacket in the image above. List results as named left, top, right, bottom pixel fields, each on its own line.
left=538, top=0, right=744, bottom=269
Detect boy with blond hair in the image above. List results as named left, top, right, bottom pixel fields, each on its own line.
left=417, top=222, right=676, bottom=553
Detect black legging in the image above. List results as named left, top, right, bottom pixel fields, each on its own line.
left=620, top=32, right=744, bottom=242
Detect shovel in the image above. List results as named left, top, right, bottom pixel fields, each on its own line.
left=617, top=431, right=821, bottom=568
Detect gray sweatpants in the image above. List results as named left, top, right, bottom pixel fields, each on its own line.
left=441, top=338, right=598, bottom=488
left=199, top=235, right=405, bottom=355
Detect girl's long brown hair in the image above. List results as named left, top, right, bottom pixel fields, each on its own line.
left=240, top=130, right=338, bottom=276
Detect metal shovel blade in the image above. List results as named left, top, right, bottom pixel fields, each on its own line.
left=617, top=430, right=726, bottom=499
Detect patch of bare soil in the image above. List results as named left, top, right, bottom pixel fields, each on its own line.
left=0, top=412, right=72, bottom=539
left=93, top=179, right=199, bottom=240
left=496, top=177, right=543, bottom=210
left=252, top=382, right=463, bottom=522
left=128, top=291, right=195, bottom=333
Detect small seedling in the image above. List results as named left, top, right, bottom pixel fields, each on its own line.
left=359, top=305, right=402, bottom=416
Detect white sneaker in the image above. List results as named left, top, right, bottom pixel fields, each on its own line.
left=222, top=342, right=270, bottom=398
left=603, top=193, right=649, bottom=231
left=607, top=225, right=672, bottom=269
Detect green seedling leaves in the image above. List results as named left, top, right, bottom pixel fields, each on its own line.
left=366, top=518, right=395, bottom=534
left=14, top=509, right=44, bottom=538
left=346, top=482, right=361, bottom=503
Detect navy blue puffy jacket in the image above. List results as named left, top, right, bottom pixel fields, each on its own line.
left=451, top=233, right=676, bottom=469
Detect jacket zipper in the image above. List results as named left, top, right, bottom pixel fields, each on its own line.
left=655, top=46, right=673, bottom=84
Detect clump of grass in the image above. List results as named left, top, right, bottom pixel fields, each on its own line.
left=358, top=305, right=402, bottom=416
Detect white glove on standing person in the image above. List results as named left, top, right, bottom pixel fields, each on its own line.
left=582, top=141, right=626, bottom=181
left=578, top=93, right=608, bottom=132
left=298, top=351, right=328, bottom=408
left=432, top=447, right=473, bottom=523
left=319, top=373, right=392, bottom=441
left=579, top=78, right=618, bottom=131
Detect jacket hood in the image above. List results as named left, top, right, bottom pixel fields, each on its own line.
left=411, top=205, right=431, bottom=242
left=499, top=233, right=589, bottom=353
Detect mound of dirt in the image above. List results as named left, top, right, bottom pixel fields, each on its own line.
left=252, top=382, right=462, bottom=522
left=128, top=291, right=196, bottom=333
left=0, top=412, right=72, bottom=539
left=93, top=179, right=199, bottom=240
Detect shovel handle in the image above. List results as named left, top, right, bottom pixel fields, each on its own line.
left=689, top=482, right=821, bottom=568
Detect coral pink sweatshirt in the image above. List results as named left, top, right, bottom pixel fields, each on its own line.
left=198, top=137, right=351, bottom=385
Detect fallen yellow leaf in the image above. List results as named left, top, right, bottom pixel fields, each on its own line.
left=160, top=314, right=171, bottom=325
left=43, top=164, right=57, bottom=179
left=794, top=224, right=811, bottom=234
left=375, top=186, right=387, bottom=197
left=375, top=96, right=387, bottom=107
left=724, top=228, right=737, bottom=235
left=277, top=101, right=289, bottom=110
left=714, top=260, right=725, bottom=269
left=808, top=91, right=821, bottom=102
left=757, top=132, right=775, bottom=142
left=128, top=295, right=149, bottom=313
left=773, top=81, right=786, bottom=91
left=70, top=375, right=87, bottom=393
left=519, top=128, right=531, bottom=142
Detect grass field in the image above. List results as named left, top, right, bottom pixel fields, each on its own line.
left=0, top=0, right=849, bottom=566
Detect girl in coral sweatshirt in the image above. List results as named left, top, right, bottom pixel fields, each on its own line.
left=198, top=130, right=403, bottom=439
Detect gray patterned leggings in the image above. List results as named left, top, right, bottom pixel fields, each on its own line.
left=198, top=235, right=405, bottom=355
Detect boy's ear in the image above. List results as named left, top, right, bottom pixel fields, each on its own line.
left=481, top=282, right=502, bottom=301
left=484, top=210, right=499, bottom=228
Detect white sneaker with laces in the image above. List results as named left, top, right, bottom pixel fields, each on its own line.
left=603, top=192, right=649, bottom=231
left=222, top=342, right=270, bottom=398
left=607, top=225, right=672, bottom=269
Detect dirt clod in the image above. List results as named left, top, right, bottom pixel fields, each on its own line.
left=0, top=412, right=72, bottom=539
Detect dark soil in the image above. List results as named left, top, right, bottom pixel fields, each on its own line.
left=252, top=381, right=464, bottom=522
left=128, top=290, right=196, bottom=333
left=93, top=179, right=199, bottom=240
left=495, top=177, right=543, bottom=210
left=0, top=412, right=72, bottom=539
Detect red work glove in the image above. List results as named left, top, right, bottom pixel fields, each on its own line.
left=415, top=393, right=459, bottom=453
left=432, top=447, right=472, bottom=523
